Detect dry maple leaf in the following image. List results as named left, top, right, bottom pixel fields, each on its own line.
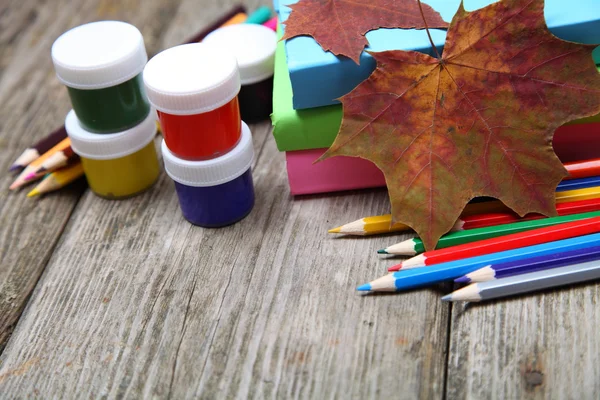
left=321, top=0, right=600, bottom=250
left=281, top=0, right=448, bottom=64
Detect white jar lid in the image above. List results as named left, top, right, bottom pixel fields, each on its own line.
left=162, top=121, right=253, bottom=187
left=52, top=21, right=148, bottom=90
left=143, top=43, right=241, bottom=115
left=65, top=109, right=157, bottom=160
left=203, top=24, right=276, bottom=85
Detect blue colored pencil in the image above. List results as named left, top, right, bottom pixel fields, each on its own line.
left=357, top=232, right=600, bottom=292
left=455, top=245, right=600, bottom=283
left=556, top=176, right=600, bottom=192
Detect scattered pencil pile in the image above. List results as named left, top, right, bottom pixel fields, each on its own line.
left=9, top=127, right=83, bottom=196
left=328, top=157, right=600, bottom=302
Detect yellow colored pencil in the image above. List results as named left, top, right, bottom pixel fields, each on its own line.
left=27, top=162, right=84, bottom=197
left=9, top=137, right=71, bottom=190
left=329, top=186, right=600, bottom=236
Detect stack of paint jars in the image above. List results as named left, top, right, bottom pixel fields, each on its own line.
left=143, top=43, right=256, bottom=227
left=51, top=21, right=159, bottom=199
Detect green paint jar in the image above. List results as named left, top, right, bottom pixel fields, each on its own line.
left=52, top=21, right=150, bottom=133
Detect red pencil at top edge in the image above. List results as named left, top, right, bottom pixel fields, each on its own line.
left=389, top=215, right=600, bottom=271
left=453, top=197, right=600, bottom=231
left=564, top=158, right=600, bottom=180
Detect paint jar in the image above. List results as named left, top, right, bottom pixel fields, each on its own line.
left=52, top=21, right=150, bottom=133
left=65, top=110, right=159, bottom=199
left=204, top=24, right=276, bottom=122
left=162, top=121, right=255, bottom=227
left=143, top=43, right=242, bottom=160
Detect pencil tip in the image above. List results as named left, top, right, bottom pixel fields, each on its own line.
left=454, top=276, right=470, bottom=284
left=377, top=249, right=388, bottom=254
left=9, top=164, right=21, bottom=172
left=441, top=294, right=452, bottom=302
left=388, top=265, right=400, bottom=272
left=24, top=173, right=37, bottom=181
left=356, top=283, right=371, bottom=291
left=27, top=188, right=40, bottom=197
left=328, top=227, right=342, bottom=234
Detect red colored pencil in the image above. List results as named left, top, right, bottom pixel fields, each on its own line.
left=389, top=215, right=600, bottom=271
left=452, top=197, right=600, bottom=231
left=564, top=158, right=600, bottom=180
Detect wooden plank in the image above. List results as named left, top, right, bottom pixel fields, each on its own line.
left=446, top=286, right=600, bottom=399
left=0, top=0, right=92, bottom=351
left=0, top=0, right=266, bottom=352
left=0, top=0, right=449, bottom=396
left=0, top=116, right=449, bottom=396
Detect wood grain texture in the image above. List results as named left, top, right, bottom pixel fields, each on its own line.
left=0, top=118, right=448, bottom=397
left=0, top=0, right=449, bottom=397
left=0, top=0, right=268, bottom=353
left=446, top=286, right=600, bottom=399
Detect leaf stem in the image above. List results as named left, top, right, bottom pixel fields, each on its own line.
left=417, top=0, right=441, bottom=59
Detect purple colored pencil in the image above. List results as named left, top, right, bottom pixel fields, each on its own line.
left=455, top=245, right=600, bottom=283
left=9, top=126, right=67, bottom=171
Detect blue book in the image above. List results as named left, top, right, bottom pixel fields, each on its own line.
left=279, top=0, right=600, bottom=110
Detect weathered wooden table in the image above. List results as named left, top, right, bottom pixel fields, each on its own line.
left=1, top=0, right=599, bottom=398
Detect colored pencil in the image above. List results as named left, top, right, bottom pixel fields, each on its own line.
left=9, top=137, right=71, bottom=190
left=184, top=4, right=246, bottom=43
left=455, top=245, right=600, bottom=283
left=442, top=259, right=600, bottom=302
left=27, top=162, right=84, bottom=197
left=220, top=12, right=248, bottom=27
left=379, top=210, right=600, bottom=256
left=329, top=186, right=600, bottom=236
left=356, top=232, right=600, bottom=292
left=263, top=16, right=278, bottom=31
left=9, top=126, right=67, bottom=171
left=245, top=6, right=272, bottom=24
left=556, top=176, right=600, bottom=192
left=26, top=146, right=78, bottom=179
left=453, top=197, right=600, bottom=231
left=564, top=157, right=600, bottom=180
left=389, top=215, right=600, bottom=271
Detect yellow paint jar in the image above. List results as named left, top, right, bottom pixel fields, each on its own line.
left=65, top=110, right=159, bottom=199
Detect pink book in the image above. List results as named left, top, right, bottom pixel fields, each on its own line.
left=286, top=123, right=600, bottom=195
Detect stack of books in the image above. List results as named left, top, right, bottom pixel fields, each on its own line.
left=271, top=0, right=600, bottom=195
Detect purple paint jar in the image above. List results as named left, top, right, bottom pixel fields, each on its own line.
left=204, top=24, right=276, bottom=122
left=162, top=121, right=255, bottom=227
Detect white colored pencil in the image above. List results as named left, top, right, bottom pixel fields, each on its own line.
left=442, top=259, right=600, bottom=302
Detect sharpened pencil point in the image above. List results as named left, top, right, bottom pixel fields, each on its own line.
left=388, top=265, right=400, bottom=272
left=377, top=249, right=388, bottom=254
left=328, top=226, right=342, bottom=234
left=9, top=164, right=21, bottom=172
left=27, top=188, right=40, bottom=197
left=441, top=294, right=452, bottom=302
left=454, top=276, right=470, bottom=284
left=357, top=283, right=372, bottom=291
left=24, top=173, right=37, bottom=181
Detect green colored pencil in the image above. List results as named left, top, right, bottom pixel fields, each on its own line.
left=378, top=210, right=600, bottom=256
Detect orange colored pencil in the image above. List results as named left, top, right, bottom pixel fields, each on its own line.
left=389, top=215, right=600, bottom=271
left=26, top=146, right=77, bottom=179
left=9, top=137, right=71, bottom=190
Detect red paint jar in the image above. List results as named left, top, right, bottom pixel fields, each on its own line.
left=143, top=43, right=241, bottom=160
